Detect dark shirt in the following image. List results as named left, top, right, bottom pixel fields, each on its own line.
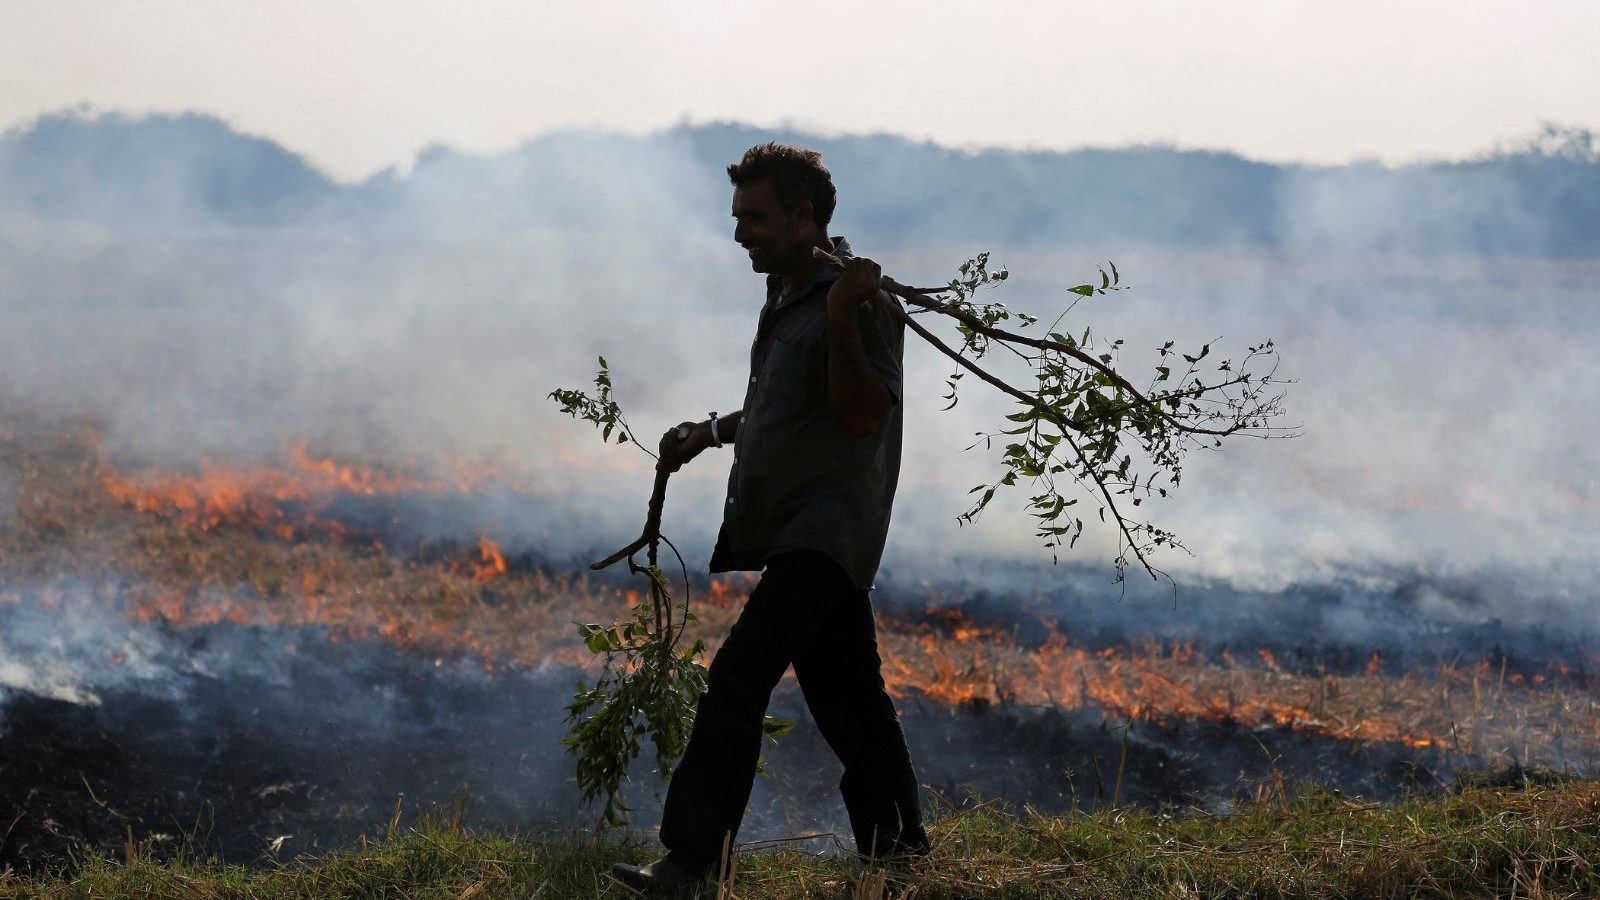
left=708, top=237, right=905, bottom=589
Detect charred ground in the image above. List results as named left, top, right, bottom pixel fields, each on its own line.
left=1, top=408, right=1595, bottom=873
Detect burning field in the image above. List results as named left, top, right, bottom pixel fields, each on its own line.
left=2, top=406, right=1597, bottom=873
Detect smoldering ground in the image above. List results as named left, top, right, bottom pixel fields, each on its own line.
left=0, top=578, right=1492, bottom=871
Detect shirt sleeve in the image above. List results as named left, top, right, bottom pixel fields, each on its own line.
left=856, top=290, right=905, bottom=404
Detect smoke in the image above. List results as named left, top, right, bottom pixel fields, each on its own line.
left=1, top=109, right=1597, bottom=622
left=877, top=246, right=1600, bottom=630
left=0, top=583, right=252, bottom=713
left=0, top=461, right=16, bottom=528
left=0, top=579, right=599, bottom=866
left=0, top=582, right=508, bottom=725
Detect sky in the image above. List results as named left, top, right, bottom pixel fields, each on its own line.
left=4, top=0, right=1598, bottom=181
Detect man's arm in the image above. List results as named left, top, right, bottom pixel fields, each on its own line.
left=658, top=410, right=744, bottom=472
left=827, top=256, right=895, bottom=439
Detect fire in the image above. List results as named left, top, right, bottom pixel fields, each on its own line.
left=702, top=573, right=759, bottom=608
left=875, top=606, right=1597, bottom=761
left=48, top=433, right=601, bottom=673
left=470, top=535, right=509, bottom=582
left=102, top=565, right=597, bottom=675
left=9, top=420, right=1595, bottom=775
left=97, top=438, right=531, bottom=542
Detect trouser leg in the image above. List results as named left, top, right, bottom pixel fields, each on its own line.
left=658, top=552, right=841, bottom=865
left=791, top=563, right=928, bottom=858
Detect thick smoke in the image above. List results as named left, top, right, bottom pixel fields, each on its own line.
left=0, top=462, right=16, bottom=527
left=0, top=583, right=511, bottom=727
left=1, top=110, right=1597, bottom=623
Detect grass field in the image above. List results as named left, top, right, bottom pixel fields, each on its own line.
left=4, top=777, right=1597, bottom=899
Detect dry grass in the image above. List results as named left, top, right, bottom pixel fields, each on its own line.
left=5, top=406, right=1598, bottom=769
left=3, top=780, right=1597, bottom=898
left=0, top=408, right=745, bottom=675
left=6, top=407, right=1600, bottom=897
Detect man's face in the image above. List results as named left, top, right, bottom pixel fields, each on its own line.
left=732, top=179, right=811, bottom=275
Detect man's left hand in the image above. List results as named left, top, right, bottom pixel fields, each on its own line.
left=828, top=256, right=882, bottom=319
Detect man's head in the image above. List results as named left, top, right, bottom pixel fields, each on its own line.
left=727, top=143, right=836, bottom=275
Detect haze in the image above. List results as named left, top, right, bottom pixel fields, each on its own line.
left=4, top=1, right=1598, bottom=180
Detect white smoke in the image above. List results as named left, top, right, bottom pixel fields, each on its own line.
left=0, top=111, right=1596, bottom=622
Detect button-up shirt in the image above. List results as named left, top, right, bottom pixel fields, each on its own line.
left=708, top=237, right=905, bottom=589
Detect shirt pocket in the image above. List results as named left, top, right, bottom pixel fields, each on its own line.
left=762, top=335, right=814, bottom=408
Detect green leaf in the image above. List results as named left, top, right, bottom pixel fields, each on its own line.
left=1069, top=284, right=1095, bottom=297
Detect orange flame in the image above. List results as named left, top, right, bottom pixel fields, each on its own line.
left=863, top=605, right=1596, bottom=754
left=98, top=440, right=531, bottom=542
left=471, top=535, right=508, bottom=582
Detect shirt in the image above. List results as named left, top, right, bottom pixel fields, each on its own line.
left=708, top=237, right=906, bottom=589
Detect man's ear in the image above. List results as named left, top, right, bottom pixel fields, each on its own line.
left=791, top=199, right=817, bottom=238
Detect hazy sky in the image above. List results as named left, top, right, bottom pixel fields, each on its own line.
left=4, top=0, right=1596, bottom=181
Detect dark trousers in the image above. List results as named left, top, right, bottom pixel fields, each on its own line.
left=659, top=551, right=927, bottom=864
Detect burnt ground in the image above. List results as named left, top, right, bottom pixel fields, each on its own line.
left=1, top=622, right=1471, bottom=874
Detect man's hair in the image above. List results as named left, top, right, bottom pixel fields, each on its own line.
left=726, top=143, right=837, bottom=230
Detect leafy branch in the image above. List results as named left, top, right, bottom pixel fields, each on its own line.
left=547, top=359, right=792, bottom=827
left=548, top=356, right=650, bottom=456
left=547, top=359, right=704, bottom=826
left=818, top=247, right=1294, bottom=583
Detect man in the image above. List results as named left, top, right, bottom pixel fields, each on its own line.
left=612, top=143, right=929, bottom=891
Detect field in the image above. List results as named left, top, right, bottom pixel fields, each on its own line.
left=3, top=405, right=1599, bottom=896
left=4, top=779, right=1598, bottom=898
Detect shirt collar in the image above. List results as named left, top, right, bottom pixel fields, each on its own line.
left=768, top=236, right=852, bottom=309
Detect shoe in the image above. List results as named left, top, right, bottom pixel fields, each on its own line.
left=857, top=827, right=930, bottom=864
left=892, top=828, right=931, bottom=859
left=857, top=830, right=930, bottom=878
left=609, top=853, right=714, bottom=893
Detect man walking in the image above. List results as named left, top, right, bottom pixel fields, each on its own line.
left=613, top=143, right=928, bottom=890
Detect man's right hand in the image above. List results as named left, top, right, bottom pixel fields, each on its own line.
left=658, top=420, right=715, bottom=473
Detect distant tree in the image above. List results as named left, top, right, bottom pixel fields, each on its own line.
left=1502, top=122, right=1600, bottom=162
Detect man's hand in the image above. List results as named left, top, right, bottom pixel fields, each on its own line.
left=827, top=256, right=883, bottom=319
left=657, top=420, right=715, bottom=473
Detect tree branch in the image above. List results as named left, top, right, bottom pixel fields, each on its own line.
left=814, top=248, right=1235, bottom=437
left=882, top=286, right=1160, bottom=580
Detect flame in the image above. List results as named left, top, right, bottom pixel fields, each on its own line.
left=68, top=436, right=595, bottom=672
left=98, top=439, right=531, bottom=542
left=10, top=423, right=1594, bottom=771
left=702, top=574, right=759, bottom=609
left=100, top=568, right=596, bottom=674
left=470, top=535, right=508, bottom=582
left=872, top=606, right=1597, bottom=756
